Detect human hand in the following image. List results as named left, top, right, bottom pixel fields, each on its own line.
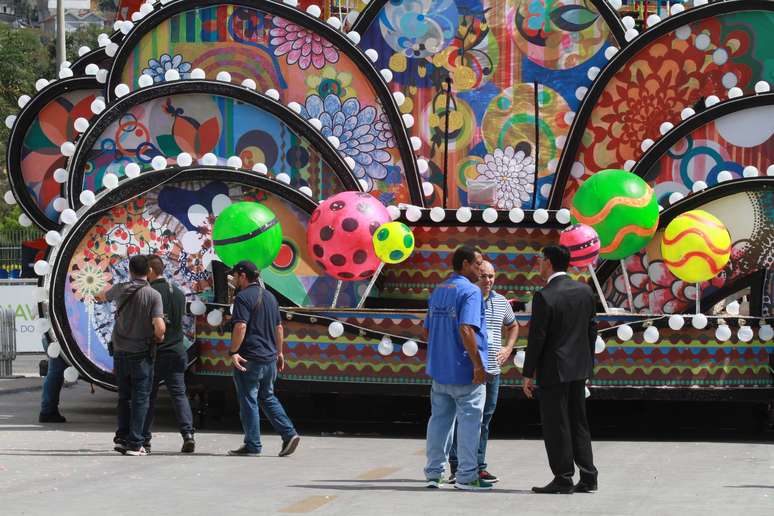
left=496, top=347, right=512, bottom=366
left=473, top=366, right=486, bottom=384
left=276, top=353, right=285, bottom=372
left=523, top=377, right=535, bottom=399
left=231, top=353, right=247, bottom=372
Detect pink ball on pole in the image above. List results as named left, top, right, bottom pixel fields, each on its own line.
left=306, top=192, right=390, bottom=281
left=559, top=223, right=601, bottom=267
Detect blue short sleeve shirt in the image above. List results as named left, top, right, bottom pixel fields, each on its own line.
left=424, top=273, right=488, bottom=384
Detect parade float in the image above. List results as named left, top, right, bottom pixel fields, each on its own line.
left=3, top=0, right=773, bottom=408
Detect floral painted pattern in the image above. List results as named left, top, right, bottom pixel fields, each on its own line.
left=305, top=65, right=354, bottom=99
left=270, top=17, right=339, bottom=70
left=69, top=257, right=111, bottom=303
left=475, top=147, right=535, bottom=209
left=300, top=94, right=392, bottom=190
left=142, top=54, right=192, bottom=82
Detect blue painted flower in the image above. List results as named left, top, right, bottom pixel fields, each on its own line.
left=142, top=54, right=192, bottom=83
left=300, top=94, right=391, bottom=190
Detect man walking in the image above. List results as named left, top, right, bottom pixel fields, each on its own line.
left=142, top=255, right=195, bottom=454
left=39, top=337, right=67, bottom=423
left=523, top=245, right=598, bottom=494
left=98, top=255, right=165, bottom=456
left=449, top=260, right=518, bottom=483
left=227, top=260, right=300, bottom=457
left=423, top=245, right=490, bottom=491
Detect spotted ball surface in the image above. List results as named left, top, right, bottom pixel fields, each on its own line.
left=570, top=169, right=659, bottom=260
left=373, top=222, right=415, bottom=264
left=306, top=191, right=389, bottom=280
left=559, top=224, right=600, bottom=267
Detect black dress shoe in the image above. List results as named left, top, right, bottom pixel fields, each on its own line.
left=181, top=434, right=195, bottom=453
left=39, top=412, right=66, bottom=423
left=573, top=481, right=598, bottom=493
left=532, top=481, right=574, bottom=494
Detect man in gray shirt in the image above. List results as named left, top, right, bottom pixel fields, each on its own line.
left=97, top=255, right=165, bottom=456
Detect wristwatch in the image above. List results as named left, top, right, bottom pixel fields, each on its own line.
left=228, top=350, right=239, bottom=355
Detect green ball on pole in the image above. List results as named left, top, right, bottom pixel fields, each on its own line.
left=212, top=202, right=283, bottom=269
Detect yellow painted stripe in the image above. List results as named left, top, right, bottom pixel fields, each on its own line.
left=279, top=495, right=336, bottom=513
left=355, top=467, right=401, bottom=480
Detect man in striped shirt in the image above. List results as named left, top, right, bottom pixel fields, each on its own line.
left=449, top=260, right=518, bottom=483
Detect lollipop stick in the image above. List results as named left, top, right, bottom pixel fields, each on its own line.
left=621, top=260, right=635, bottom=312
left=587, top=264, right=611, bottom=313
left=356, top=262, right=385, bottom=309
left=331, top=280, right=343, bottom=308
left=695, top=282, right=700, bottom=315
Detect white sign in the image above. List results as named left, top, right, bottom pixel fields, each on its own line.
left=0, top=283, right=44, bottom=353
left=47, top=1, right=91, bottom=9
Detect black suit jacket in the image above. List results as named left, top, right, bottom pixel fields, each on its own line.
left=523, top=275, right=598, bottom=386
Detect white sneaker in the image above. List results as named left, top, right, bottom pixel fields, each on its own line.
left=125, top=446, right=147, bottom=456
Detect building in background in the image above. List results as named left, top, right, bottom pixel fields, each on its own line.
left=37, top=0, right=109, bottom=34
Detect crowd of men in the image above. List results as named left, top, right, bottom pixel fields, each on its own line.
left=39, top=244, right=596, bottom=493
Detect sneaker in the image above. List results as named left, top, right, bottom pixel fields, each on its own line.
left=113, top=441, right=127, bottom=455
left=125, top=446, right=148, bottom=456
left=181, top=434, right=195, bottom=453
left=454, top=479, right=494, bottom=491
left=38, top=412, right=66, bottom=423
left=426, top=478, right=443, bottom=489
left=479, top=470, right=498, bottom=483
left=143, top=444, right=152, bottom=455
left=448, top=473, right=456, bottom=484
left=228, top=445, right=260, bottom=457
left=279, top=434, right=300, bottom=457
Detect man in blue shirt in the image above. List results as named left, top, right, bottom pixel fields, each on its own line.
left=227, top=260, right=300, bottom=457
left=423, top=245, right=491, bottom=490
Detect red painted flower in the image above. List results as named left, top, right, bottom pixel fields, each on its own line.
left=270, top=16, right=339, bottom=70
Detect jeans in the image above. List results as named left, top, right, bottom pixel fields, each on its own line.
left=40, top=355, right=67, bottom=415
left=142, top=350, right=194, bottom=444
left=232, top=359, right=296, bottom=453
left=114, top=352, right=154, bottom=450
left=449, top=374, right=500, bottom=472
left=424, top=381, right=485, bottom=484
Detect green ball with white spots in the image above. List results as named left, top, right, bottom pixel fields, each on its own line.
left=373, top=221, right=415, bottom=264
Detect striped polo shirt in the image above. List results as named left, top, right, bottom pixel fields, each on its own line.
left=484, top=290, right=516, bottom=375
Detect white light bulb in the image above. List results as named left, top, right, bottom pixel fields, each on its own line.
left=643, top=325, right=660, bottom=343
left=533, top=209, right=549, bottom=224
left=200, top=153, right=218, bottom=166
left=79, top=190, right=96, bottom=206
left=102, top=173, right=119, bottom=190
left=402, top=340, right=418, bottom=357
left=53, top=168, right=68, bottom=184
left=265, top=88, right=280, bottom=100
left=190, top=300, right=207, bottom=316
left=60, top=208, right=77, bottom=225
left=668, top=315, right=685, bottom=330
left=125, top=162, right=141, bottom=178
left=429, top=206, right=445, bottom=222
left=114, top=83, right=130, bottom=98
left=456, top=207, right=472, bottom=223
left=151, top=155, right=167, bottom=170
left=164, top=69, right=180, bottom=81
left=616, top=324, right=633, bottom=341
left=177, top=152, right=193, bottom=167
left=190, top=68, right=206, bottom=79
left=74, top=117, right=90, bottom=133
left=406, top=206, right=422, bottom=222
left=482, top=207, right=498, bottom=224
left=328, top=321, right=344, bottom=338
left=594, top=336, right=606, bottom=354
left=377, top=336, right=393, bottom=356
left=216, top=71, right=232, bottom=83
left=226, top=156, right=243, bottom=169
left=692, top=313, right=708, bottom=329
left=34, top=260, right=50, bottom=276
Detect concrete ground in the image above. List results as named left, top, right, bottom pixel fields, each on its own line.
left=0, top=372, right=772, bottom=515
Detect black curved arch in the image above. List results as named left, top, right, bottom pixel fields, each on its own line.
left=66, top=79, right=360, bottom=210
left=48, top=166, right=317, bottom=389
left=70, top=31, right=123, bottom=74
left=594, top=176, right=774, bottom=289
left=548, top=0, right=774, bottom=209
left=632, top=92, right=774, bottom=181
left=351, top=0, right=627, bottom=45
left=6, top=76, right=101, bottom=231
left=105, top=0, right=424, bottom=206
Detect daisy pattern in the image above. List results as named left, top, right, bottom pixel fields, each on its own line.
left=142, top=54, right=192, bottom=83
left=69, top=257, right=110, bottom=303
left=475, top=147, right=535, bottom=209
left=270, top=17, right=339, bottom=70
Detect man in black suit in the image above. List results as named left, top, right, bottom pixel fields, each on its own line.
left=523, top=245, right=598, bottom=494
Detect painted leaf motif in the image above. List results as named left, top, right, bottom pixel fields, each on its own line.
left=172, top=116, right=198, bottom=155
left=197, top=118, right=220, bottom=155
left=38, top=100, right=70, bottom=145
left=550, top=5, right=599, bottom=33
left=156, top=134, right=183, bottom=156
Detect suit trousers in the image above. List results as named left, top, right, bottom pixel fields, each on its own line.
left=538, top=379, right=598, bottom=486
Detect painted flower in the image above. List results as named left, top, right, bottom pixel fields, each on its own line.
left=300, top=94, right=391, bottom=190
left=270, top=17, right=339, bottom=70
left=69, top=257, right=110, bottom=303
left=142, top=54, right=192, bottom=83
left=475, top=147, right=535, bottom=209
left=373, top=111, right=396, bottom=148
left=524, top=0, right=558, bottom=36
left=306, top=65, right=354, bottom=99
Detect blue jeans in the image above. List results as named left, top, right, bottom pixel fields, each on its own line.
left=232, top=359, right=296, bottom=453
left=449, top=374, right=501, bottom=472
left=40, top=355, right=67, bottom=415
left=424, top=381, right=485, bottom=484
left=114, top=352, right=154, bottom=450
left=143, top=350, right=194, bottom=443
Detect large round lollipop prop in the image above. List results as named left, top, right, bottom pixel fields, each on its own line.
left=571, top=169, right=659, bottom=312
left=356, top=221, right=416, bottom=309
left=213, top=202, right=283, bottom=281
left=559, top=223, right=608, bottom=312
left=661, top=209, right=731, bottom=316
left=306, top=192, right=390, bottom=307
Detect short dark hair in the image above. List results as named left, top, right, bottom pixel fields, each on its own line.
left=146, top=255, right=164, bottom=276
left=232, top=260, right=259, bottom=281
left=129, top=255, right=149, bottom=276
left=542, top=245, right=570, bottom=272
left=452, top=245, right=480, bottom=272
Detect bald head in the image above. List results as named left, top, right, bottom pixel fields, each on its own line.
left=478, top=260, right=495, bottom=297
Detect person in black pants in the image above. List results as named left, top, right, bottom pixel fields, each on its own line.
left=523, top=245, right=598, bottom=494
left=142, top=255, right=195, bottom=454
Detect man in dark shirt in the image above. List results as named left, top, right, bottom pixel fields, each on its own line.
left=227, top=260, right=300, bottom=457
left=96, top=255, right=165, bottom=456
left=141, top=255, right=195, bottom=454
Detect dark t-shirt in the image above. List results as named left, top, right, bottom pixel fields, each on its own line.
left=150, top=278, right=186, bottom=354
left=106, top=279, right=164, bottom=354
left=231, top=283, right=281, bottom=363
